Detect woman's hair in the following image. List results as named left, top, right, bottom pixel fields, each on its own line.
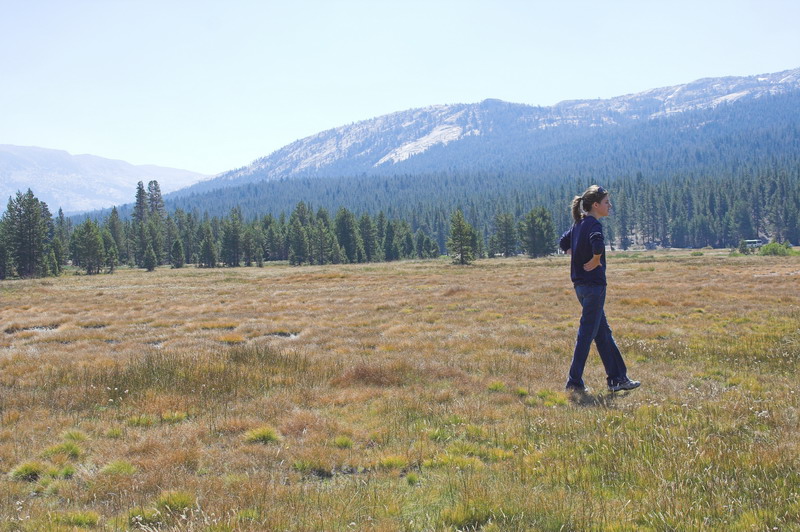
left=571, top=185, right=608, bottom=223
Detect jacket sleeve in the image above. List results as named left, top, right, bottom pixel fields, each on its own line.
left=559, top=228, right=571, bottom=252
left=588, top=221, right=605, bottom=255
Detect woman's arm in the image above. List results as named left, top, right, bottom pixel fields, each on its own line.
left=583, top=253, right=602, bottom=271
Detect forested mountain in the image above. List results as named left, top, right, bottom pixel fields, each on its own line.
left=0, top=145, right=207, bottom=214
left=151, top=86, right=800, bottom=250
left=149, top=67, right=800, bottom=249
left=173, top=67, right=800, bottom=196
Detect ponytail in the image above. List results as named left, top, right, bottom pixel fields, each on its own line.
left=571, top=195, right=583, bottom=224
left=570, top=185, right=609, bottom=224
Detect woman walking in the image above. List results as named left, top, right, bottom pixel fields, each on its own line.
left=559, top=185, right=640, bottom=393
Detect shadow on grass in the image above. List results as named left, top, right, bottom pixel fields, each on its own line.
left=567, top=390, right=632, bottom=407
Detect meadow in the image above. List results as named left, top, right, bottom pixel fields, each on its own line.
left=0, top=250, right=798, bottom=531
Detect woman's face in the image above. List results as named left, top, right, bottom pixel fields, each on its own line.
left=592, top=195, right=611, bottom=218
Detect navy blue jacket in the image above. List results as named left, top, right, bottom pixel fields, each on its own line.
left=559, top=216, right=607, bottom=286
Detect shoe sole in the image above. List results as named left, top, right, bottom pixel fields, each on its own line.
left=608, top=382, right=641, bottom=392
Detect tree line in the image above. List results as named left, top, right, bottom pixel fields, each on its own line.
left=0, top=182, right=558, bottom=278
left=3, top=153, right=798, bottom=280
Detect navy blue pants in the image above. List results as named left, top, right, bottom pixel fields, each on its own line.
left=567, top=285, right=628, bottom=388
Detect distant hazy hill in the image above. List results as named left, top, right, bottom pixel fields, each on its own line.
left=173, top=67, right=800, bottom=198
left=0, top=145, right=207, bottom=214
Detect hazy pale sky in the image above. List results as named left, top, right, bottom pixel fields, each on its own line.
left=1, top=0, right=799, bottom=175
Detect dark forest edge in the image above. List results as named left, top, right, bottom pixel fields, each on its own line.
left=0, top=183, right=557, bottom=278
left=1, top=158, right=798, bottom=279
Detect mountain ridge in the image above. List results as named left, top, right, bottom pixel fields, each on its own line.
left=0, top=145, right=208, bottom=214
left=175, top=66, right=799, bottom=197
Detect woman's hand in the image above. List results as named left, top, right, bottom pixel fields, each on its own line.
left=583, top=254, right=602, bottom=271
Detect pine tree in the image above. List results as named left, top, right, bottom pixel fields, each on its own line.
left=0, top=217, right=9, bottom=279
left=4, top=190, right=52, bottom=278
left=71, top=219, right=106, bottom=275
left=287, top=217, right=309, bottom=265
left=447, top=209, right=474, bottom=265
left=54, top=208, right=71, bottom=267
left=265, top=225, right=280, bottom=261
left=383, top=220, right=399, bottom=261
left=171, top=239, right=185, bottom=268
left=105, top=207, right=126, bottom=264
left=144, top=243, right=157, bottom=272
left=519, top=207, right=556, bottom=258
left=242, top=225, right=261, bottom=267
left=198, top=224, right=217, bottom=268
left=375, top=211, right=387, bottom=259
left=334, top=207, right=363, bottom=263
left=147, top=180, right=166, bottom=220
left=221, top=207, right=243, bottom=267
left=491, top=212, right=517, bottom=257
left=132, top=182, right=149, bottom=266
left=615, top=191, right=631, bottom=250
left=359, top=213, right=379, bottom=262
left=102, top=230, right=118, bottom=273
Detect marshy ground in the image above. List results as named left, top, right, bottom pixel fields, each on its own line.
left=1, top=250, right=798, bottom=530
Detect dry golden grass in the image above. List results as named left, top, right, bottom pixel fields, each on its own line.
left=0, top=250, right=798, bottom=530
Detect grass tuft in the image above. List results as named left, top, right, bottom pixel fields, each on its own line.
left=62, top=429, right=88, bottom=442
left=127, top=414, right=155, bottom=427
left=55, top=510, right=100, bottom=527
left=42, top=441, right=82, bottom=459
left=101, top=460, right=137, bottom=475
left=161, top=411, right=189, bottom=424
left=243, top=426, right=281, bottom=444
left=156, top=490, right=197, bottom=513
left=10, top=461, right=47, bottom=481
left=333, top=435, right=353, bottom=449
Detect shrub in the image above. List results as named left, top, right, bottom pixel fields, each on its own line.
left=243, top=426, right=281, bottom=444
left=760, top=241, right=793, bottom=256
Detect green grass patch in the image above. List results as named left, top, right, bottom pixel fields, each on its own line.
left=56, top=510, right=100, bottom=527
left=161, top=410, right=189, bottom=424
left=10, top=461, right=47, bottom=481
left=42, top=441, right=82, bottom=459
left=332, top=435, right=353, bottom=449
left=126, top=414, right=155, bottom=427
left=156, top=490, right=197, bottom=513
left=243, top=426, right=281, bottom=444
left=101, top=460, right=137, bottom=475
